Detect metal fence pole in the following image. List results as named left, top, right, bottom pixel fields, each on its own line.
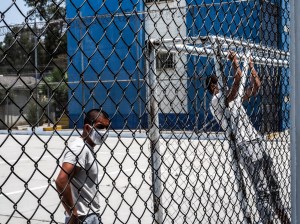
left=148, top=44, right=163, bottom=224
left=290, top=0, right=300, bottom=223
left=47, top=86, right=50, bottom=127
left=80, top=12, right=85, bottom=113
left=34, top=20, right=39, bottom=125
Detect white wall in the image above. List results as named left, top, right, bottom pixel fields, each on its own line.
left=0, top=89, right=31, bottom=129
left=145, top=0, right=188, bottom=114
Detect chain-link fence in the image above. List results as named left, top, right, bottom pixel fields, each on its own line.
left=0, top=0, right=291, bottom=223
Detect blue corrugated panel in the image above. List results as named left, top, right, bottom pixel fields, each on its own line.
left=67, top=0, right=146, bottom=129
left=278, top=0, right=290, bottom=131
left=66, top=0, right=287, bottom=131
left=185, top=0, right=260, bottom=131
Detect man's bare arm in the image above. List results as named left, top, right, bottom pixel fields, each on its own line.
left=55, top=163, right=80, bottom=224
left=226, top=51, right=243, bottom=105
left=243, top=57, right=261, bottom=102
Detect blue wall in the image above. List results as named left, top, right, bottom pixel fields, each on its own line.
left=278, top=0, right=290, bottom=131
left=66, top=0, right=289, bottom=131
left=185, top=0, right=261, bottom=131
left=66, top=0, right=147, bottom=129
left=184, top=0, right=289, bottom=132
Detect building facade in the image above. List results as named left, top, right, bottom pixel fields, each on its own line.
left=66, top=0, right=289, bottom=132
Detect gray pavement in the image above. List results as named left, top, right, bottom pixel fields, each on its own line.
left=0, top=132, right=291, bottom=224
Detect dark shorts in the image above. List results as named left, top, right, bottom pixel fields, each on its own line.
left=65, top=213, right=102, bottom=224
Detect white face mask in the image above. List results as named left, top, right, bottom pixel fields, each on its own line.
left=89, top=126, right=108, bottom=145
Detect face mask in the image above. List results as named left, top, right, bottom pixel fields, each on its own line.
left=89, top=127, right=108, bottom=145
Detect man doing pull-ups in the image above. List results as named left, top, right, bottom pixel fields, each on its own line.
left=206, top=51, right=290, bottom=224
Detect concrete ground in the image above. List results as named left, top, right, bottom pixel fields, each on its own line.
left=0, top=130, right=291, bottom=224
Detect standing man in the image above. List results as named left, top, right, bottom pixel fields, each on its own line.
left=55, top=109, right=110, bottom=224
left=206, top=51, right=290, bottom=224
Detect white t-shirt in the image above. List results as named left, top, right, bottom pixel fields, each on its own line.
left=63, top=138, right=100, bottom=216
left=210, top=92, right=261, bottom=145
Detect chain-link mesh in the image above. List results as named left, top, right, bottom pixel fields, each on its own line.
left=0, top=0, right=290, bottom=223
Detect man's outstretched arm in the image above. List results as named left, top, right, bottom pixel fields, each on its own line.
left=243, top=57, right=261, bottom=102
left=226, top=51, right=243, bottom=105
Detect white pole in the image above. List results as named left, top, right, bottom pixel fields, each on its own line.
left=237, top=51, right=250, bottom=102
left=148, top=44, right=163, bottom=224
left=152, top=36, right=290, bottom=57
left=47, top=86, right=50, bottom=127
left=34, top=19, right=39, bottom=125
left=80, top=12, right=85, bottom=111
left=6, top=97, right=9, bottom=126
left=290, top=0, right=300, bottom=223
left=155, top=44, right=289, bottom=67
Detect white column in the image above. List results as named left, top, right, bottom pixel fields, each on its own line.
left=290, top=0, right=300, bottom=223
left=148, top=44, right=163, bottom=224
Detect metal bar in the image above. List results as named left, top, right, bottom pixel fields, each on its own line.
left=152, top=35, right=290, bottom=57
left=38, top=79, right=146, bottom=85
left=80, top=12, right=85, bottom=111
left=34, top=20, right=39, bottom=126
left=207, top=35, right=290, bottom=55
left=156, top=44, right=289, bottom=67
left=150, top=36, right=204, bottom=45
left=237, top=50, right=250, bottom=102
left=148, top=44, right=163, bottom=224
left=212, top=42, right=225, bottom=91
left=290, top=0, right=300, bottom=223
left=47, top=86, right=50, bottom=127
left=6, top=97, right=9, bottom=126
left=37, top=78, right=197, bottom=86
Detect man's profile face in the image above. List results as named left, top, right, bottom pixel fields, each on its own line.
left=93, top=115, right=110, bottom=130
left=83, top=113, right=110, bottom=146
left=209, top=82, right=219, bottom=95
left=208, top=75, right=219, bottom=95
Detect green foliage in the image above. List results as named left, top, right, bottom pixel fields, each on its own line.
left=0, top=0, right=67, bottom=74
left=0, top=27, right=34, bottom=74
left=24, top=0, right=67, bottom=58
left=26, top=99, right=48, bottom=126
left=26, top=100, right=40, bottom=126
left=24, top=0, right=65, bottom=21
left=0, top=0, right=68, bottom=124
left=40, top=69, right=68, bottom=115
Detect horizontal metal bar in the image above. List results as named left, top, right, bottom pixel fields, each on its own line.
left=150, top=35, right=290, bottom=57
left=207, top=35, right=290, bottom=56
left=150, top=36, right=205, bottom=45
left=156, top=44, right=289, bottom=67
left=38, top=79, right=146, bottom=85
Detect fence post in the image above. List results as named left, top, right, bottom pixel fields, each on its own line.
left=80, top=12, right=85, bottom=113
left=147, top=43, right=163, bottom=224
left=290, top=0, right=300, bottom=223
left=34, top=19, right=39, bottom=125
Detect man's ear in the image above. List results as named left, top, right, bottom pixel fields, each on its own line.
left=83, top=124, right=92, bottom=135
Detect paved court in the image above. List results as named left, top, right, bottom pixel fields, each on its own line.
left=0, top=131, right=291, bottom=224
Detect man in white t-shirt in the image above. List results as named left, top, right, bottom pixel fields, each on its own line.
left=206, top=51, right=290, bottom=224
left=55, top=109, right=110, bottom=224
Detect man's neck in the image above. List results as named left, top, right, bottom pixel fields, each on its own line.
left=81, top=137, right=95, bottom=149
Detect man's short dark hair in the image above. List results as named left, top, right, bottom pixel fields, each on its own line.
left=206, top=74, right=218, bottom=94
left=84, top=109, right=110, bottom=125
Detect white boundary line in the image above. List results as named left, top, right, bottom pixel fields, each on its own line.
left=0, top=154, right=61, bottom=165
left=0, top=167, right=145, bottom=197
left=0, top=185, right=49, bottom=197
left=0, top=152, right=143, bottom=165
